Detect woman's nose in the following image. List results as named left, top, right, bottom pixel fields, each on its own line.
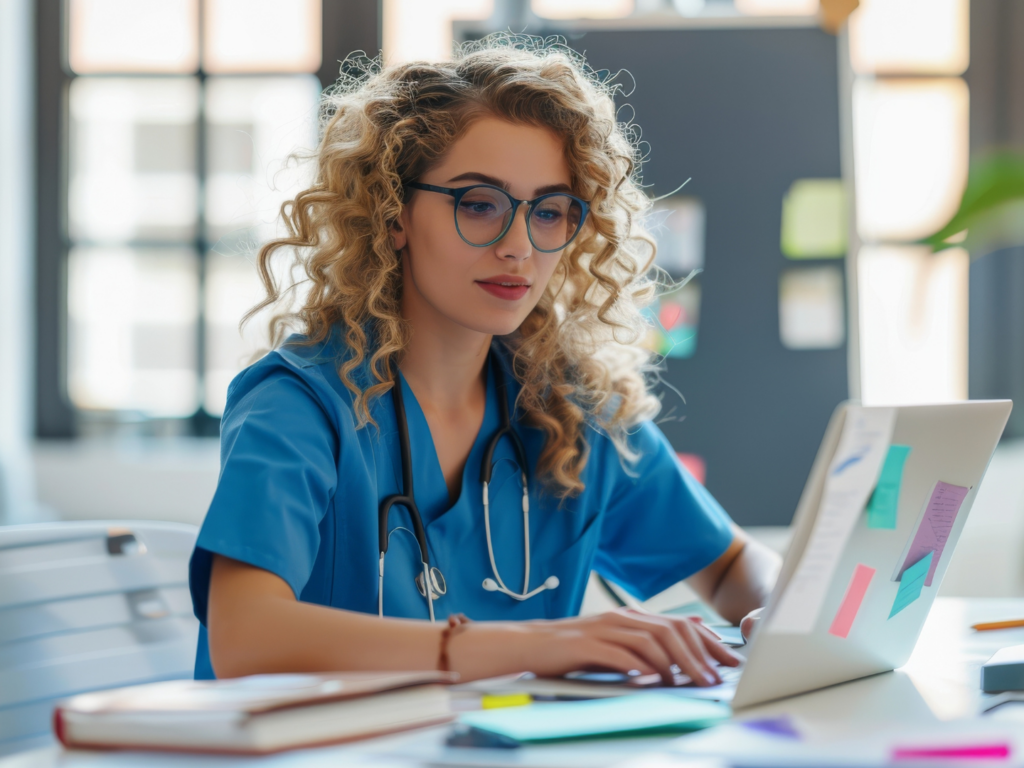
left=495, top=203, right=533, bottom=261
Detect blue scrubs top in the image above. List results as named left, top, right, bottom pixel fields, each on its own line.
left=189, top=331, right=734, bottom=679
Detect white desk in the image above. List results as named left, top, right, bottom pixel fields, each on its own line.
left=5, top=598, right=1024, bottom=768
left=659, top=596, right=1024, bottom=767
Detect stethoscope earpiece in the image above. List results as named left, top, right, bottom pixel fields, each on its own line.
left=480, top=574, right=559, bottom=599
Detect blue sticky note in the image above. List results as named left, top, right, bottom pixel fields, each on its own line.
left=458, top=693, right=730, bottom=743
left=867, top=444, right=911, bottom=529
left=889, top=551, right=933, bottom=618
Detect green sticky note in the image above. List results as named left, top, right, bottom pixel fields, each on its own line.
left=889, top=551, right=933, bottom=619
left=866, top=445, right=911, bottom=529
left=458, top=693, right=730, bottom=743
left=780, top=179, right=847, bottom=259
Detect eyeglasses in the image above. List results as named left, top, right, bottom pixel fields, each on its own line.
left=405, top=182, right=590, bottom=254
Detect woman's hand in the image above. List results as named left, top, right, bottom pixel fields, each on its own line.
left=449, top=608, right=743, bottom=686
left=739, top=607, right=764, bottom=642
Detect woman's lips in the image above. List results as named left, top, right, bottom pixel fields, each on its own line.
left=475, top=281, right=530, bottom=301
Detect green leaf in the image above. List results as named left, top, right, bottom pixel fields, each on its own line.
left=922, top=152, right=1024, bottom=257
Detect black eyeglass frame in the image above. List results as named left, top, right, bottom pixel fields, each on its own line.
left=405, top=182, right=590, bottom=254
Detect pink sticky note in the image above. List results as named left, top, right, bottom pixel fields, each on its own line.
left=896, top=481, right=970, bottom=587
left=892, top=744, right=1011, bottom=761
left=676, top=452, right=706, bottom=485
left=828, top=564, right=875, bottom=639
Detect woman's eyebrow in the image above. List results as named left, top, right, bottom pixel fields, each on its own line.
left=446, top=172, right=572, bottom=197
left=534, top=182, right=572, bottom=195
left=447, top=172, right=509, bottom=188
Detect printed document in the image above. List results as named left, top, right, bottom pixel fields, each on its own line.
left=767, top=406, right=896, bottom=634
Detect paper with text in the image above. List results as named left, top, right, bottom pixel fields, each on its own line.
left=893, top=481, right=970, bottom=587
left=767, top=406, right=896, bottom=634
left=866, top=444, right=911, bottom=529
left=889, top=551, right=932, bottom=618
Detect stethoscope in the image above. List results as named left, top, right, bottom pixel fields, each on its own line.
left=377, top=358, right=559, bottom=622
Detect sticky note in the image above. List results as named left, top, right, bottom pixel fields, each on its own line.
left=780, top=179, right=846, bottom=259
left=741, top=716, right=801, bottom=740
left=481, top=693, right=533, bottom=710
left=676, top=452, right=707, bottom=485
left=458, top=693, right=729, bottom=743
left=895, top=481, right=970, bottom=587
left=892, top=744, right=1011, bottom=761
left=866, top=444, right=911, bottom=529
left=828, top=564, right=875, bottom=639
left=643, top=284, right=701, bottom=360
left=778, top=266, right=845, bottom=350
left=889, top=551, right=933, bottom=618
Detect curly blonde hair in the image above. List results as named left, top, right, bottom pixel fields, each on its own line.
left=251, top=34, right=663, bottom=498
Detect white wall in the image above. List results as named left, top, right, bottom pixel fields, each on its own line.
left=0, top=0, right=37, bottom=525
left=940, top=438, right=1024, bottom=597
left=34, top=439, right=220, bottom=525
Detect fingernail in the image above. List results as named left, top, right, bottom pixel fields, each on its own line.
left=703, top=671, right=717, bottom=685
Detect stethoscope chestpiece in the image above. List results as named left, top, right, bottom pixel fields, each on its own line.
left=415, top=566, right=447, bottom=599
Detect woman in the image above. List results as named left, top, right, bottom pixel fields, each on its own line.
left=190, top=36, right=781, bottom=686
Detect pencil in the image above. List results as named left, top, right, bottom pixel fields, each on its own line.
left=972, top=619, right=1024, bottom=631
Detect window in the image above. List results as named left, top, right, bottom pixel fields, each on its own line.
left=847, top=0, right=971, bottom=404
left=56, top=0, right=326, bottom=433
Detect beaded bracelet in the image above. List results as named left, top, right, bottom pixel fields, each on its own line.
left=438, top=613, right=472, bottom=673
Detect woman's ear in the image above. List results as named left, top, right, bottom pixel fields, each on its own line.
left=391, top=210, right=409, bottom=253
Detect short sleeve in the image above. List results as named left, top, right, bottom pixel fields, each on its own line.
left=592, top=421, right=734, bottom=601
left=189, top=359, right=339, bottom=626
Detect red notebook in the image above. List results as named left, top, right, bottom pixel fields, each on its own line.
left=54, top=671, right=456, bottom=754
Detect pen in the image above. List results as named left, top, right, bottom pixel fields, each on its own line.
left=971, top=619, right=1024, bottom=631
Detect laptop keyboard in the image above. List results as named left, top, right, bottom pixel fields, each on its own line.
left=717, top=665, right=743, bottom=683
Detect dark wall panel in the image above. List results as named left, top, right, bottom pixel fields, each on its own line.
left=567, top=27, right=847, bottom=525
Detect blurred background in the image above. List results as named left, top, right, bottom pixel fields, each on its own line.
left=1, top=0, right=1023, bottom=595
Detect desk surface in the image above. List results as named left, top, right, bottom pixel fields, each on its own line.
left=6, top=597, right=1024, bottom=768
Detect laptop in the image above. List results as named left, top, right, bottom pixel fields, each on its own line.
left=730, top=399, right=1012, bottom=708
left=459, top=400, right=1012, bottom=709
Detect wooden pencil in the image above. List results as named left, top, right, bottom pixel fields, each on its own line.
left=972, top=619, right=1024, bottom=631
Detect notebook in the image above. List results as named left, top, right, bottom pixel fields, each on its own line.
left=53, top=671, right=456, bottom=754
left=456, top=693, right=730, bottom=743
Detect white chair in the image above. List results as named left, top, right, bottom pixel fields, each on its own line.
left=0, top=521, right=199, bottom=756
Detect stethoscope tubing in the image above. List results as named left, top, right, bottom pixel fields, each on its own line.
left=377, top=378, right=436, bottom=621
left=377, top=355, right=556, bottom=621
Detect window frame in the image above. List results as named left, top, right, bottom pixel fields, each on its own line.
left=34, top=0, right=380, bottom=438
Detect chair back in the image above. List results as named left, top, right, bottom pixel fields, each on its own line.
left=0, top=520, right=199, bottom=756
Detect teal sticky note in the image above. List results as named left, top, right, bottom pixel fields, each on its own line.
left=889, top=551, right=933, bottom=619
left=867, top=444, right=911, bottom=529
left=458, top=693, right=730, bottom=743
